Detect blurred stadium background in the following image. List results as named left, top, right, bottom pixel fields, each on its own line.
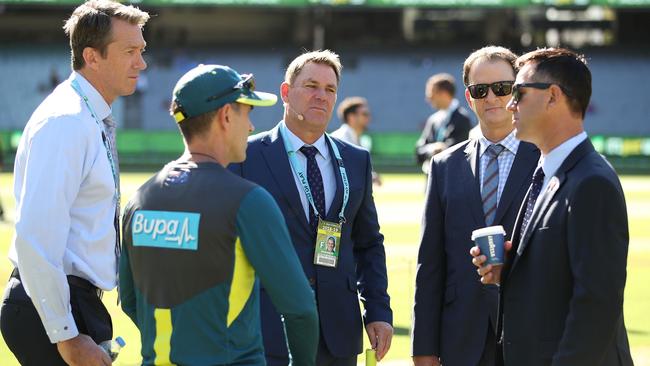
left=1, top=0, right=649, bottom=365
left=0, top=0, right=649, bottom=172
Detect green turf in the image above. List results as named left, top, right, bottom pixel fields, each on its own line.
left=0, top=172, right=648, bottom=365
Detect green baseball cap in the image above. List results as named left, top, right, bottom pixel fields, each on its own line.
left=171, top=64, right=277, bottom=123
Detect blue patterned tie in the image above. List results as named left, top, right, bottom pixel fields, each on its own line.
left=300, top=146, right=326, bottom=233
left=103, top=115, right=121, bottom=273
left=481, top=144, right=505, bottom=225
left=519, top=166, right=545, bottom=240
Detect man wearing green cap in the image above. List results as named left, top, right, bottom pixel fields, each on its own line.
left=119, top=64, right=319, bottom=366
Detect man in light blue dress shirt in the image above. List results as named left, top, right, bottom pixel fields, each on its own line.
left=0, top=1, right=149, bottom=365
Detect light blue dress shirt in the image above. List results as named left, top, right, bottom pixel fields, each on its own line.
left=282, top=126, right=336, bottom=220
left=8, top=72, right=118, bottom=343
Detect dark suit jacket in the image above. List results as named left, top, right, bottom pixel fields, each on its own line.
left=416, top=105, right=473, bottom=165
left=229, top=123, right=392, bottom=359
left=412, top=138, right=539, bottom=366
left=498, top=139, right=633, bottom=366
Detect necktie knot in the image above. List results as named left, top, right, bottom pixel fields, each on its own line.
left=103, top=114, right=116, bottom=129
left=300, top=145, right=319, bottom=160
left=486, top=144, right=505, bottom=159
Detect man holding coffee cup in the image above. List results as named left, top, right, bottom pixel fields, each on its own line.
left=412, top=46, right=539, bottom=366
left=471, top=48, right=632, bottom=365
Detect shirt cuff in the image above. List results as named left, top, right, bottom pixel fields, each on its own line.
left=43, top=312, right=79, bottom=343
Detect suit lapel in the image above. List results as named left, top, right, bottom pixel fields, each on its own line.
left=261, top=125, right=311, bottom=230
left=493, top=142, right=538, bottom=225
left=463, top=140, right=486, bottom=227
left=511, top=139, right=594, bottom=268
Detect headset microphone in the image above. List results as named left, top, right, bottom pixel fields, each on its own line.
left=284, top=102, right=304, bottom=121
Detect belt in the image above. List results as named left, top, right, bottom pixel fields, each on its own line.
left=10, top=268, right=103, bottom=298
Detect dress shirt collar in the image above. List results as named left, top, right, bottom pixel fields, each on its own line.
left=539, top=131, right=588, bottom=178
left=70, top=71, right=112, bottom=121
left=444, top=98, right=460, bottom=113
left=283, top=124, right=330, bottom=160
left=478, top=129, right=520, bottom=157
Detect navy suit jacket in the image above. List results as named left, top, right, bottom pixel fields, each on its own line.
left=229, top=123, right=392, bottom=359
left=412, top=138, right=539, bottom=366
left=498, top=139, right=633, bottom=366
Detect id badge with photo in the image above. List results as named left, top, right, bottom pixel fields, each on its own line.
left=314, top=219, right=342, bottom=268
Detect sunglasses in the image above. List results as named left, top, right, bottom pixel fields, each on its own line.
left=206, top=73, right=255, bottom=103
left=511, top=82, right=572, bottom=105
left=467, top=81, right=515, bottom=99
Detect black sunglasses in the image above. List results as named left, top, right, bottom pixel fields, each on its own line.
left=467, top=81, right=514, bottom=99
left=206, top=73, right=255, bottom=103
left=511, top=82, right=572, bottom=104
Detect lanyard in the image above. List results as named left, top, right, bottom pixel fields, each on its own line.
left=70, top=79, right=121, bottom=205
left=279, top=121, right=349, bottom=224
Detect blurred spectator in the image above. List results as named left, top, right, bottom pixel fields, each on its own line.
left=415, top=73, right=472, bottom=174
left=331, top=96, right=381, bottom=185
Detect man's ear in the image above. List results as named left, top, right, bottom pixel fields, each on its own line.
left=216, top=104, right=231, bottom=131
left=465, top=88, right=474, bottom=109
left=547, top=84, right=562, bottom=110
left=280, top=82, right=290, bottom=104
left=82, top=47, right=101, bottom=71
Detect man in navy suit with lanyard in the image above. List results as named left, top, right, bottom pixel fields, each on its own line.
left=230, top=49, right=393, bottom=366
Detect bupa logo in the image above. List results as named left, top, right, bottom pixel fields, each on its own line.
left=131, top=210, right=200, bottom=250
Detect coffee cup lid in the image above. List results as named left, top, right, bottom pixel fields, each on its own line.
left=471, top=225, right=506, bottom=241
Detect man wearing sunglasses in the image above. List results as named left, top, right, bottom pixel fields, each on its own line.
left=412, top=46, right=539, bottom=366
left=415, top=73, right=473, bottom=175
left=472, top=48, right=633, bottom=365
left=119, top=64, right=319, bottom=365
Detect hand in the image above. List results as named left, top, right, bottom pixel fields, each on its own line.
left=57, top=334, right=112, bottom=366
left=412, top=355, right=441, bottom=366
left=470, top=240, right=512, bottom=285
left=365, top=321, right=393, bottom=361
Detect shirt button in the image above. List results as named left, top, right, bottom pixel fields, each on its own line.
left=308, top=277, right=316, bottom=286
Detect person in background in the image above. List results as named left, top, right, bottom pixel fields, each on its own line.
left=0, top=1, right=149, bottom=365
left=331, top=96, right=381, bottom=185
left=412, top=46, right=539, bottom=366
left=415, top=73, right=472, bottom=174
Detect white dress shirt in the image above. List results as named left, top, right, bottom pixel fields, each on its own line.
left=9, top=72, right=118, bottom=343
left=330, top=123, right=360, bottom=146
left=478, top=130, right=520, bottom=205
left=282, top=126, right=336, bottom=220
left=534, top=131, right=589, bottom=212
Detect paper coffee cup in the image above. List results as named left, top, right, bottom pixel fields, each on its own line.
left=471, top=225, right=506, bottom=266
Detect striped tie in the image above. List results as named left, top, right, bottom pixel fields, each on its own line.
left=482, top=144, right=505, bottom=225
left=103, top=115, right=121, bottom=273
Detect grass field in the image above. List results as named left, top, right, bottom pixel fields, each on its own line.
left=0, top=172, right=648, bottom=365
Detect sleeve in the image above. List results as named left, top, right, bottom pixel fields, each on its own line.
left=12, top=117, right=89, bottom=343
left=444, top=111, right=471, bottom=148
left=353, top=151, right=393, bottom=326
left=415, top=117, right=435, bottom=164
left=552, top=174, right=629, bottom=365
left=236, top=187, right=319, bottom=366
left=411, top=159, right=445, bottom=356
left=119, top=202, right=137, bottom=324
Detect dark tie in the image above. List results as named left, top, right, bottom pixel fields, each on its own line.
left=300, top=146, right=325, bottom=233
left=481, top=144, right=505, bottom=226
left=519, top=166, right=545, bottom=240
left=103, top=115, right=121, bottom=272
